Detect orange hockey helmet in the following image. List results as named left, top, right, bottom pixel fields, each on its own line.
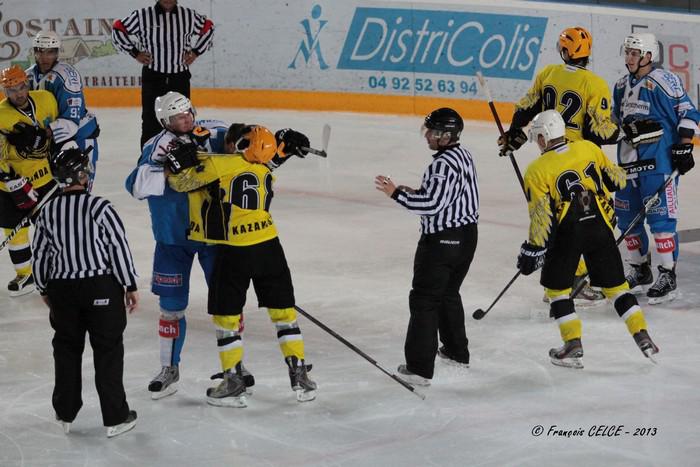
left=558, top=27, right=592, bottom=60
left=1, top=64, right=28, bottom=89
left=242, top=126, right=278, bottom=164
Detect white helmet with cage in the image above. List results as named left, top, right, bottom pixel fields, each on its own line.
left=528, top=110, right=566, bottom=147
left=33, top=30, right=61, bottom=50
left=155, top=91, right=195, bottom=129
left=623, top=33, right=659, bottom=63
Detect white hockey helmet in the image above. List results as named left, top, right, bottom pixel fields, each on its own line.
left=528, top=110, right=566, bottom=146
left=33, top=30, right=61, bottom=50
left=623, top=33, right=659, bottom=62
left=155, top=91, right=195, bottom=129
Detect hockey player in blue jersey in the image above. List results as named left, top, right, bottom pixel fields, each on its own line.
left=613, top=32, right=699, bottom=304
left=26, top=30, right=100, bottom=190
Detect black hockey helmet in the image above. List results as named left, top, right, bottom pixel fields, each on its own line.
left=50, top=145, right=92, bottom=186
left=423, top=107, right=463, bottom=141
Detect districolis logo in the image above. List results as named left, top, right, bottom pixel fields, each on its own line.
left=337, top=8, right=547, bottom=80
left=289, top=4, right=329, bottom=70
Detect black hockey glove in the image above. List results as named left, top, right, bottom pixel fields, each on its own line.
left=190, top=126, right=211, bottom=148
left=621, top=119, right=663, bottom=147
left=165, top=141, right=199, bottom=174
left=275, top=128, right=310, bottom=157
left=0, top=167, right=38, bottom=210
left=517, top=241, right=546, bottom=276
left=6, top=122, right=49, bottom=154
left=498, top=127, right=527, bottom=157
left=671, top=143, right=694, bottom=175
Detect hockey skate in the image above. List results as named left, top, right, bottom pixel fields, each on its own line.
left=286, top=356, right=317, bottom=402
left=396, top=364, right=431, bottom=386
left=633, top=329, right=660, bottom=363
left=647, top=266, right=677, bottom=305
left=437, top=346, right=470, bottom=368
left=106, top=410, right=137, bottom=438
left=206, top=367, right=247, bottom=408
left=625, top=255, right=653, bottom=294
left=549, top=338, right=584, bottom=369
left=211, top=362, right=256, bottom=395
left=148, top=366, right=179, bottom=399
left=571, top=275, right=605, bottom=307
left=7, top=273, right=35, bottom=297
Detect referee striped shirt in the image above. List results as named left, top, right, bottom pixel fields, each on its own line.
left=32, top=191, right=138, bottom=294
left=392, top=144, right=479, bottom=234
left=112, top=2, right=214, bottom=74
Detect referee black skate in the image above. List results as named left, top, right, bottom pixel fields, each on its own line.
left=375, top=108, right=479, bottom=386
left=32, top=147, right=140, bottom=438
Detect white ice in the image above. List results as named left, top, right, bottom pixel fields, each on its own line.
left=1, top=108, right=699, bottom=467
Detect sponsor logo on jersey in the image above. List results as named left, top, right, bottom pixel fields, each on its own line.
left=644, top=194, right=666, bottom=216
left=337, top=8, right=547, bottom=80
left=620, top=160, right=656, bottom=174
left=153, top=272, right=183, bottom=287
left=614, top=198, right=629, bottom=210
left=93, top=298, right=110, bottom=306
left=28, top=167, right=50, bottom=182
left=66, top=97, right=82, bottom=107
left=621, top=100, right=651, bottom=116
left=665, top=183, right=677, bottom=218
left=231, top=219, right=273, bottom=235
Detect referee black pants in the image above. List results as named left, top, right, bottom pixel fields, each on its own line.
left=48, top=275, right=131, bottom=426
left=405, top=224, right=477, bottom=379
left=140, top=67, right=191, bottom=148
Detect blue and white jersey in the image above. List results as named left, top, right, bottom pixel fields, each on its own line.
left=125, top=119, right=228, bottom=245
left=613, top=67, right=700, bottom=177
left=26, top=62, right=99, bottom=145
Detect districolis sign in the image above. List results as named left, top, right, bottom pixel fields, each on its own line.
left=337, top=8, right=547, bottom=80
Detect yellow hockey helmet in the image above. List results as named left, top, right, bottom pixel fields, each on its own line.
left=242, top=126, right=278, bottom=164
left=1, top=65, right=28, bottom=89
left=558, top=27, right=592, bottom=60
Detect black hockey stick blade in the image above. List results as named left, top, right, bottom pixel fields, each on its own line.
left=472, top=308, right=487, bottom=320
left=301, top=146, right=327, bottom=158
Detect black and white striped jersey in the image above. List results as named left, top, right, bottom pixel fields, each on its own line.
left=112, top=3, right=214, bottom=74
left=392, top=144, right=479, bottom=234
left=32, top=190, right=138, bottom=294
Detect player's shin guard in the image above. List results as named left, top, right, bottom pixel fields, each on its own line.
left=6, top=227, right=32, bottom=275
left=158, top=311, right=186, bottom=367
left=653, top=232, right=676, bottom=270
left=212, top=315, right=243, bottom=372
left=268, top=307, right=305, bottom=360
left=609, top=288, right=647, bottom=336
left=549, top=297, right=581, bottom=342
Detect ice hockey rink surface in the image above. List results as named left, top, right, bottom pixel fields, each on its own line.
left=1, top=108, right=699, bottom=466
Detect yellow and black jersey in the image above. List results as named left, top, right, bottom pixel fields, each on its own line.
left=0, top=90, right=58, bottom=189
left=168, top=154, right=278, bottom=246
left=524, top=139, right=626, bottom=247
left=513, top=64, right=618, bottom=145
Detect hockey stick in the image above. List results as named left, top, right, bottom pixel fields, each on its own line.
left=476, top=71, right=526, bottom=197
left=571, top=169, right=679, bottom=299
left=0, top=182, right=60, bottom=253
left=300, top=123, right=331, bottom=158
left=294, top=305, right=426, bottom=400
left=472, top=271, right=522, bottom=320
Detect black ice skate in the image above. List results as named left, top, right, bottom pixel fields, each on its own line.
left=206, top=367, right=247, bottom=408
left=437, top=346, right=470, bottom=368
left=106, top=410, right=137, bottom=438
left=625, top=255, right=654, bottom=294
left=7, top=273, right=35, bottom=297
left=211, top=362, right=256, bottom=395
left=549, top=338, right=584, bottom=369
left=646, top=265, right=677, bottom=305
left=633, top=329, right=660, bottom=363
left=571, top=275, right=606, bottom=306
left=286, top=356, right=317, bottom=402
left=148, top=365, right=179, bottom=399
left=396, top=364, right=431, bottom=386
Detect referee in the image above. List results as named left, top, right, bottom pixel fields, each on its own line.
left=375, top=107, right=479, bottom=386
left=32, top=147, right=140, bottom=438
left=111, top=0, right=214, bottom=148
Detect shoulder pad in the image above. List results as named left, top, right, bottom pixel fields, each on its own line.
left=195, top=119, right=228, bottom=130
left=51, top=63, right=83, bottom=93
left=648, top=69, right=686, bottom=98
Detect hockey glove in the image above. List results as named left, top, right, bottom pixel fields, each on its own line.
left=190, top=126, right=211, bottom=147
left=0, top=168, right=38, bottom=210
left=621, top=119, right=663, bottom=147
left=165, top=141, right=199, bottom=174
left=498, top=127, right=527, bottom=157
left=517, top=241, right=546, bottom=276
left=6, top=122, right=49, bottom=154
left=671, top=143, right=694, bottom=175
left=275, top=128, right=310, bottom=157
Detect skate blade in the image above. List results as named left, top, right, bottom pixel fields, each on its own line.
left=647, top=291, right=677, bottom=305
left=206, top=394, right=247, bottom=408
left=573, top=298, right=607, bottom=308
left=295, top=389, right=317, bottom=402
left=150, top=384, right=178, bottom=400
left=8, top=284, right=35, bottom=297
left=642, top=348, right=659, bottom=364
left=550, top=357, right=584, bottom=369
left=437, top=357, right=470, bottom=369
left=58, top=421, right=70, bottom=434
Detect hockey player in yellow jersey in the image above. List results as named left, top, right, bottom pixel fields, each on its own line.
left=516, top=110, right=659, bottom=369
left=0, top=64, right=58, bottom=296
left=166, top=124, right=317, bottom=406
